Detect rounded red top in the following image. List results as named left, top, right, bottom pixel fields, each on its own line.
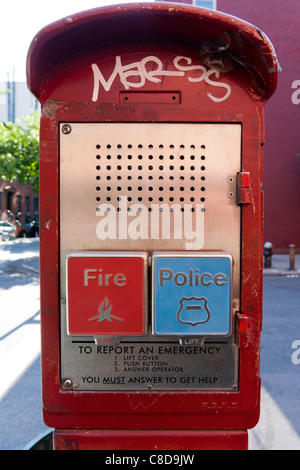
left=26, top=2, right=278, bottom=101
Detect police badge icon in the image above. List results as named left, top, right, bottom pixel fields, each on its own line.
left=176, top=297, right=211, bottom=327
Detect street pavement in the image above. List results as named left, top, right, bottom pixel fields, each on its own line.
left=0, top=239, right=48, bottom=450
left=0, top=240, right=299, bottom=450
left=263, top=253, right=300, bottom=277
left=249, top=275, right=300, bottom=449
left=251, top=253, right=300, bottom=449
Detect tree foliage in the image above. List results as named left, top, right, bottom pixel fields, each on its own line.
left=0, top=111, right=40, bottom=193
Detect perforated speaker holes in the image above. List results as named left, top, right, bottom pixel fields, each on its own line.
left=95, top=143, right=206, bottom=212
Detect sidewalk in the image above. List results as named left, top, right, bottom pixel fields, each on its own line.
left=263, top=254, right=300, bottom=276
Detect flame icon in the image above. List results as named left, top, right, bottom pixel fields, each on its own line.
left=89, top=297, right=123, bottom=323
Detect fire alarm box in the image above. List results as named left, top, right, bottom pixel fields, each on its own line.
left=26, top=3, right=278, bottom=450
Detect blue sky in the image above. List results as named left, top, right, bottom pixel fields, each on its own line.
left=0, top=0, right=152, bottom=82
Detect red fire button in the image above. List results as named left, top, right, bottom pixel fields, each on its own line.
left=66, top=252, right=147, bottom=336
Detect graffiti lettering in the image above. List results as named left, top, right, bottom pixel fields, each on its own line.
left=92, top=55, right=231, bottom=103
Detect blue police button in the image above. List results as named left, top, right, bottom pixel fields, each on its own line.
left=152, top=253, right=232, bottom=336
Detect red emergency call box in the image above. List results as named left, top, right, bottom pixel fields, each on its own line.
left=26, top=3, right=278, bottom=450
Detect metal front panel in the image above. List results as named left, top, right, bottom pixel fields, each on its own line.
left=60, top=123, right=241, bottom=391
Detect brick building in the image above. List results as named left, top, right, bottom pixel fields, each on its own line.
left=0, top=77, right=39, bottom=224
left=0, top=178, right=38, bottom=223
left=164, top=0, right=300, bottom=252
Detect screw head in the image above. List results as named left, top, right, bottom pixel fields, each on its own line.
left=63, top=378, right=73, bottom=388
left=62, top=124, right=72, bottom=135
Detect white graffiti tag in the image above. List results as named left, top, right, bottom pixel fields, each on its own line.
left=91, top=55, right=231, bottom=103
